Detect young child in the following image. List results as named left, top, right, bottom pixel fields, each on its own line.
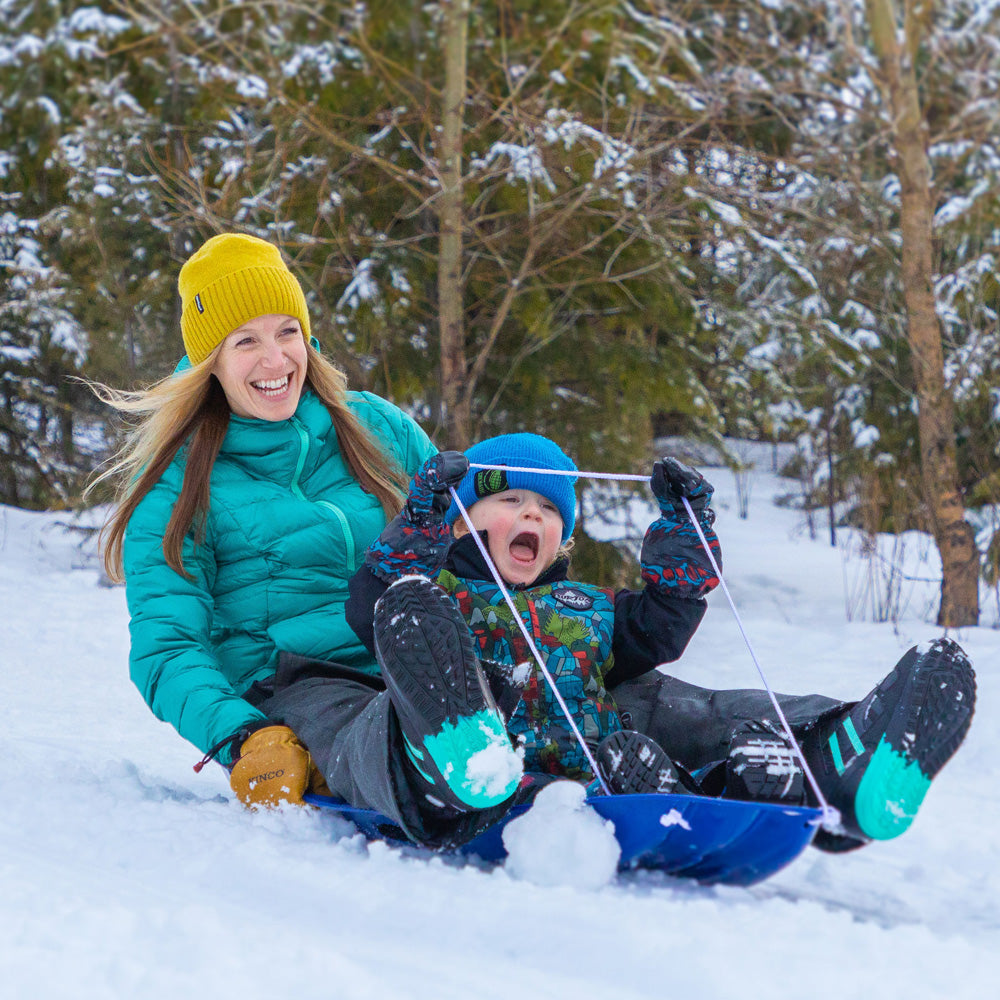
left=347, top=433, right=795, bottom=816
left=347, top=433, right=976, bottom=853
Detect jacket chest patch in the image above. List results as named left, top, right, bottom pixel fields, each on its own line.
left=552, top=587, right=594, bottom=611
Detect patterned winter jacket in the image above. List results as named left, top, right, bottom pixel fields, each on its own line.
left=347, top=534, right=708, bottom=779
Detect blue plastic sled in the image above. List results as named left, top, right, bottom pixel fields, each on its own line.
left=306, top=792, right=821, bottom=886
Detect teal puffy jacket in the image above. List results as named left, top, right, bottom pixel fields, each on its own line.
left=123, top=388, right=435, bottom=759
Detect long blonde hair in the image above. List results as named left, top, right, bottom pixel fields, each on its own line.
left=92, top=341, right=407, bottom=582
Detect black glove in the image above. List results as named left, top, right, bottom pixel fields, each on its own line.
left=365, top=451, right=469, bottom=582
left=650, top=457, right=714, bottom=519
left=404, top=451, right=470, bottom=526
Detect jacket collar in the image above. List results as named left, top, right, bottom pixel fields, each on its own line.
left=218, top=389, right=335, bottom=464
left=446, top=532, right=570, bottom=590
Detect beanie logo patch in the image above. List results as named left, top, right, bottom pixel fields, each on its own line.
left=195, top=293, right=205, bottom=314
left=474, top=468, right=508, bottom=498
left=553, top=587, right=593, bottom=611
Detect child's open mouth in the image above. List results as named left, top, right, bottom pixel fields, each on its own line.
left=509, top=532, right=539, bottom=563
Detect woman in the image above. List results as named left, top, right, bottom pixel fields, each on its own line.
left=94, top=232, right=512, bottom=845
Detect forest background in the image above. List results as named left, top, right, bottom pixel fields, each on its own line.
left=3, top=0, right=1000, bottom=626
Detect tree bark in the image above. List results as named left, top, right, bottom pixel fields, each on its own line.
left=865, top=0, right=979, bottom=625
left=825, top=416, right=836, bottom=548
left=437, top=0, right=471, bottom=449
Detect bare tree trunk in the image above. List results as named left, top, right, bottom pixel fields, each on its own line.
left=437, top=0, right=471, bottom=449
left=865, top=0, right=979, bottom=626
left=825, top=417, right=837, bottom=548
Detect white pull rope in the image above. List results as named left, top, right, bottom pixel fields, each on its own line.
left=448, top=486, right=612, bottom=795
left=678, top=496, right=838, bottom=828
left=470, top=462, right=647, bottom=482
left=468, top=461, right=839, bottom=827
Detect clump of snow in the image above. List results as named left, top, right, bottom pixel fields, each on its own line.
left=468, top=142, right=557, bottom=192
left=659, top=808, right=692, bottom=830
left=465, top=733, right=523, bottom=798
left=510, top=661, right=532, bottom=684
left=502, top=782, right=620, bottom=889
left=337, top=258, right=379, bottom=310
left=390, top=573, right=432, bottom=586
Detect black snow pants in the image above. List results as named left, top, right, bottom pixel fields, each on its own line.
left=611, top=671, right=868, bottom=851
left=611, top=670, right=847, bottom=772
left=247, top=652, right=511, bottom=848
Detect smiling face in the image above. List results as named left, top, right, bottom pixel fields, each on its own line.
left=212, top=313, right=308, bottom=421
left=453, top=489, right=564, bottom=586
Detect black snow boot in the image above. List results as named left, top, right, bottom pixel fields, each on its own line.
left=724, top=720, right=806, bottom=804
left=374, top=575, right=522, bottom=813
left=804, top=637, right=976, bottom=843
left=596, top=730, right=681, bottom=795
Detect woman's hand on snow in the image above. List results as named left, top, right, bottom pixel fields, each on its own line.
left=229, top=725, right=328, bottom=809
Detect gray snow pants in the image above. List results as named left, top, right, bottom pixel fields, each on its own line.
left=247, top=652, right=509, bottom=848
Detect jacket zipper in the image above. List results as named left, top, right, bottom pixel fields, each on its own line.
left=289, top=417, right=358, bottom=571
left=523, top=593, right=546, bottom=685
left=524, top=594, right=542, bottom=647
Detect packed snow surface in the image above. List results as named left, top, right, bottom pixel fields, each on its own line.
left=2, top=462, right=999, bottom=998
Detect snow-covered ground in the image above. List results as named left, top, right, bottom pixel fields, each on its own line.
left=2, top=461, right=998, bottom=999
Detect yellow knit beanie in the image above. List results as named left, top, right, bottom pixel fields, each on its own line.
left=178, top=233, right=311, bottom=365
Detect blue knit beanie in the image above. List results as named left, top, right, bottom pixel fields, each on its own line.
left=445, top=433, right=578, bottom=542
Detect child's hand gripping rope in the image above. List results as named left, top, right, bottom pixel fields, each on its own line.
left=651, top=457, right=716, bottom=520
left=365, top=451, right=470, bottom=582
left=641, top=457, right=722, bottom=599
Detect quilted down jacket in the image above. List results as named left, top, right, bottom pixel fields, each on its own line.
left=123, top=387, right=435, bottom=759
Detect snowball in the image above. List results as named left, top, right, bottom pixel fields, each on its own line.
left=502, top=781, right=620, bottom=889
